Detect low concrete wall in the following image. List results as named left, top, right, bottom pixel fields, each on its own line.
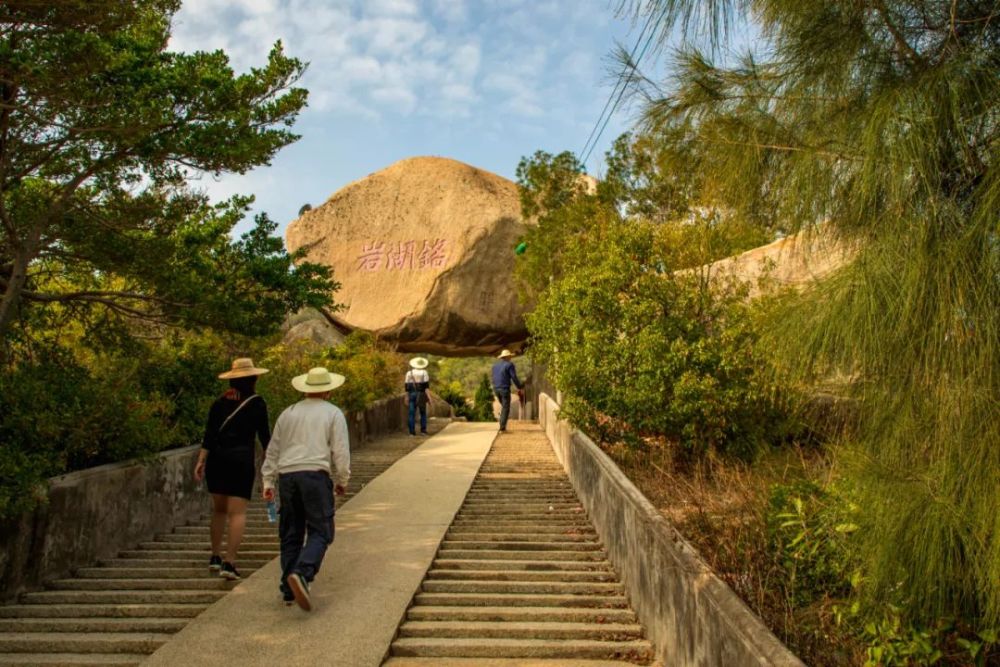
left=538, top=393, right=803, bottom=667
left=0, top=445, right=204, bottom=604
left=0, top=393, right=451, bottom=603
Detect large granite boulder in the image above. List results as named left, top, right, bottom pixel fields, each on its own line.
left=286, top=157, right=528, bottom=356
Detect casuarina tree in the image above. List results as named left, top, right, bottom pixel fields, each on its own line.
left=621, top=0, right=1000, bottom=631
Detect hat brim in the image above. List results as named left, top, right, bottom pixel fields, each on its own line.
left=497, top=352, right=512, bottom=359
left=291, top=372, right=346, bottom=393
left=218, top=368, right=269, bottom=379
left=409, top=357, right=429, bottom=369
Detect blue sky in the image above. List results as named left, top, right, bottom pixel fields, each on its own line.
left=168, top=1, right=650, bottom=236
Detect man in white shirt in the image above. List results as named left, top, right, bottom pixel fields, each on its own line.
left=404, top=357, right=431, bottom=436
left=261, top=367, right=350, bottom=612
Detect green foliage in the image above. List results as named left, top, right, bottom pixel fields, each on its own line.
left=0, top=337, right=226, bottom=518
left=767, top=482, right=859, bottom=607
left=526, top=214, right=789, bottom=459
left=472, top=374, right=496, bottom=422
left=620, top=0, right=1000, bottom=639
left=259, top=331, right=403, bottom=416
left=435, top=380, right=477, bottom=421
left=0, top=1, right=333, bottom=344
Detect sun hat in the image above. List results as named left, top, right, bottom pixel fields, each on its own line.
left=497, top=349, right=513, bottom=359
left=218, top=358, right=269, bottom=379
left=291, top=367, right=346, bottom=393
left=409, top=357, right=429, bottom=369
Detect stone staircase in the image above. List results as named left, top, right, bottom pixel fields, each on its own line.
left=0, top=424, right=442, bottom=667
left=386, top=423, right=654, bottom=665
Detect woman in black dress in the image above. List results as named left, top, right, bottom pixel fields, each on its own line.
left=194, top=358, right=271, bottom=580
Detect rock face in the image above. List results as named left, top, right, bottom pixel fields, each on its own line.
left=286, top=157, right=528, bottom=356
left=705, top=230, right=853, bottom=296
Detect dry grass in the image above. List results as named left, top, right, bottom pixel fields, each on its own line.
left=602, top=439, right=866, bottom=666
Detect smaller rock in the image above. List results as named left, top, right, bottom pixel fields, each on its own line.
left=283, top=317, right=346, bottom=349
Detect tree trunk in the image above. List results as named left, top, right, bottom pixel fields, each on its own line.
left=0, top=246, right=33, bottom=344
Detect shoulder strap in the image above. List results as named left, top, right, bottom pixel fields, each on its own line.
left=219, top=394, right=261, bottom=434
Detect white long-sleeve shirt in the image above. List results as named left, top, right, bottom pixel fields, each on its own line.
left=261, top=398, right=350, bottom=490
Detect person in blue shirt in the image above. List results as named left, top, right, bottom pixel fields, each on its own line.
left=490, top=349, right=523, bottom=432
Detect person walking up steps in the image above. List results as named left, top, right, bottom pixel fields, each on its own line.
left=491, top=349, right=523, bottom=433
left=261, top=367, right=350, bottom=611
left=405, top=357, right=431, bottom=436
left=194, top=358, right=271, bottom=581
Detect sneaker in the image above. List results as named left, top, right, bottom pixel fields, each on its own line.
left=208, top=555, right=222, bottom=573
left=282, top=590, right=295, bottom=606
left=220, top=562, right=241, bottom=580
left=420, top=430, right=428, bottom=435
left=287, top=572, right=312, bottom=611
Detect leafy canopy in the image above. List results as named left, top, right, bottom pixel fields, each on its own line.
left=0, top=0, right=334, bottom=347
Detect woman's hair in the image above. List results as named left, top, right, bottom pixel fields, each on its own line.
left=228, top=376, right=258, bottom=398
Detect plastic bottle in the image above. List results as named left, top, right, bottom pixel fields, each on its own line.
left=266, top=499, right=278, bottom=523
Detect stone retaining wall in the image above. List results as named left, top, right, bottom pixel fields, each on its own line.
left=538, top=392, right=803, bottom=667
left=0, top=393, right=449, bottom=603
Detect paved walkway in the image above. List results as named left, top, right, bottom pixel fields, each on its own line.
left=143, top=422, right=496, bottom=667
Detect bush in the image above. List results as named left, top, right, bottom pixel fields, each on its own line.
left=471, top=374, right=496, bottom=422
left=528, top=219, right=792, bottom=460
left=0, top=351, right=180, bottom=518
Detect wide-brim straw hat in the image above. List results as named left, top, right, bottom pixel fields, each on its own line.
left=291, top=367, right=346, bottom=393
left=218, top=358, right=269, bottom=379
left=497, top=349, right=513, bottom=359
left=409, top=357, right=429, bottom=369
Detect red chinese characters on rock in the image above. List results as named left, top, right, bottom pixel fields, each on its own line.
left=356, top=239, right=449, bottom=272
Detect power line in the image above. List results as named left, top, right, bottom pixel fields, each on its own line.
left=578, top=7, right=657, bottom=163
left=579, top=5, right=664, bottom=168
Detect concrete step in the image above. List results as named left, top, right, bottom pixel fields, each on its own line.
left=169, top=526, right=277, bottom=536
left=118, top=549, right=277, bottom=559
left=422, top=582, right=623, bottom=596
left=426, top=570, right=619, bottom=583
left=77, top=566, right=260, bottom=579
left=432, top=560, right=612, bottom=572
left=439, top=542, right=601, bottom=552
left=0, top=618, right=187, bottom=633
left=398, top=621, right=645, bottom=641
left=45, top=579, right=235, bottom=592
left=146, top=537, right=278, bottom=547
left=0, top=632, right=170, bottom=654
left=413, top=593, right=630, bottom=609
left=437, top=550, right=606, bottom=562
left=459, top=502, right=583, bottom=509
left=407, top=606, right=638, bottom=625
left=98, top=558, right=269, bottom=569
left=384, top=659, right=639, bottom=667
left=20, top=591, right=226, bottom=606
left=390, top=637, right=654, bottom=662
left=0, top=605, right=207, bottom=620
left=0, top=653, right=145, bottom=665
left=447, top=525, right=595, bottom=535
left=444, top=533, right=598, bottom=543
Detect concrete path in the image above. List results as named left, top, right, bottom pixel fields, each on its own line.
left=143, top=422, right=497, bottom=667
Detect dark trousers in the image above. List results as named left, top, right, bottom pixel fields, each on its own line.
left=277, top=471, right=334, bottom=591
left=494, top=387, right=512, bottom=430
left=407, top=394, right=427, bottom=434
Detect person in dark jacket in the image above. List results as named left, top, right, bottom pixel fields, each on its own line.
left=404, top=357, right=431, bottom=436
left=194, top=358, right=271, bottom=580
left=491, top=349, right=523, bottom=432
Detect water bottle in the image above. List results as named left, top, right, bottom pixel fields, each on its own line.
left=266, top=499, right=278, bottom=523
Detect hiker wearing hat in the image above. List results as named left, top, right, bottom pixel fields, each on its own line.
left=491, top=349, right=524, bottom=432
left=194, top=358, right=272, bottom=580
left=404, top=357, right=431, bottom=436
left=261, top=367, right=350, bottom=611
